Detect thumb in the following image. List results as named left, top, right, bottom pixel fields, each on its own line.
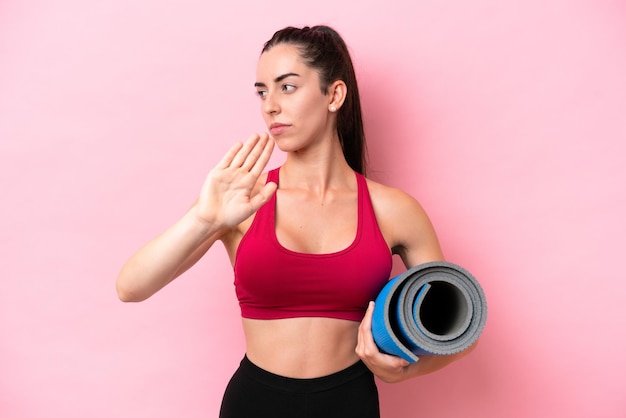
left=249, top=181, right=277, bottom=210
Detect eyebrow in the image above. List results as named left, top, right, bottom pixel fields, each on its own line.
left=254, top=72, right=300, bottom=88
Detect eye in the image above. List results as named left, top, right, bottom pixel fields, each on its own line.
left=282, top=84, right=296, bottom=93
left=256, top=89, right=268, bottom=99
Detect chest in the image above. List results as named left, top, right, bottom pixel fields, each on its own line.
left=274, top=189, right=358, bottom=254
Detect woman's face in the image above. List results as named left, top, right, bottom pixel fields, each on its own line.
left=255, top=44, right=334, bottom=152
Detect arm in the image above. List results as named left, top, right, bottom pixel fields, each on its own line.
left=115, top=208, right=221, bottom=302
left=355, top=186, right=478, bottom=382
left=115, top=133, right=277, bottom=302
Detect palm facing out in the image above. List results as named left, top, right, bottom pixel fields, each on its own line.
left=195, top=133, right=277, bottom=228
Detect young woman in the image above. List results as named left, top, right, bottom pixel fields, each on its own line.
left=116, top=25, right=476, bottom=418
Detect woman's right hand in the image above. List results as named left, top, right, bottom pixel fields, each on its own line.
left=194, top=133, right=277, bottom=229
left=116, top=133, right=276, bottom=302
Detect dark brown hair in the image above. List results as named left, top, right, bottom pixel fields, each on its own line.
left=262, top=25, right=368, bottom=175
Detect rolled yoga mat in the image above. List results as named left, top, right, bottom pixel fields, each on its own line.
left=371, top=261, right=487, bottom=362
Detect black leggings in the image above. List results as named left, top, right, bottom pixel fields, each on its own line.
left=219, top=356, right=380, bottom=418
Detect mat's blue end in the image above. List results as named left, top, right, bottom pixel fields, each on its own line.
left=371, top=261, right=487, bottom=360
left=371, top=275, right=420, bottom=362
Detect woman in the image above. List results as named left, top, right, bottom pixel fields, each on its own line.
left=116, top=25, right=476, bottom=418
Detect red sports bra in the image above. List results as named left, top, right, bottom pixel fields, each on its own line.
left=233, top=167, right=393, bottom=322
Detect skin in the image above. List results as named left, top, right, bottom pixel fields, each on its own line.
left=116, top=43, right=476, bottom=383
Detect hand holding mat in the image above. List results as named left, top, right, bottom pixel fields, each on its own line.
left=371, top=261, right=487, bottom=363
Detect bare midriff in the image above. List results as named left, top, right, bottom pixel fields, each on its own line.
left=242, top=316, right=361, bottom=378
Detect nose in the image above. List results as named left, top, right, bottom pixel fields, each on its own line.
left=262, top=92, right=280, bottom=115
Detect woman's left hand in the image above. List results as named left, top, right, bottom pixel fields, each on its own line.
left=356, top=301, right=415, bottom=383
left=357, top=301, right=477, bottom=382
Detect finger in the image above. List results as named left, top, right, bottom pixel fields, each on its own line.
left=249, top=181, right=278, bottom=211
left=361, top=305, right=411, bottom=369
left=249, top=135, right=275, bottom=176
left=390, top=353, right=411, bottom=368
left=356, top=302, right=375, bottom=356
left=216, top=141, right=243, bottom=169
left=241, top=133, right=270, bottom=172
left=230, top=133, right=261, bottom=168
left=360, top=301, right=374, bottom=335
left=380, top=353, right=411, bottom=371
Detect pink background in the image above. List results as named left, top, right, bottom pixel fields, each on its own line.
left=1, top=0, right=625, bottom=417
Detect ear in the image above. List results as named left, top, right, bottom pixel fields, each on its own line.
left=327, top=80, right=347, bottom=112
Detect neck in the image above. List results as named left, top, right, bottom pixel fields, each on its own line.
left=280, top=138, right=354, bottom=194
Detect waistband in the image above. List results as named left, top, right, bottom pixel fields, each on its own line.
left=238, top=355, right=373, bottom=394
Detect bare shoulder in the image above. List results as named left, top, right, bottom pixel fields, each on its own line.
left=365, top=179, right=427, bottom=217
left=365, top=178, right=444, bottom=266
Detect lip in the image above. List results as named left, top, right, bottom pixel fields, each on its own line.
left=269, top=122, right=290, bottom=136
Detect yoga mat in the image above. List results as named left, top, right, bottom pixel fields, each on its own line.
left=371, top=261, right=487, bottom=362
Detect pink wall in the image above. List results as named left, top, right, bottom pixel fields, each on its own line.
left=2, top=0, right=625, bottom=417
